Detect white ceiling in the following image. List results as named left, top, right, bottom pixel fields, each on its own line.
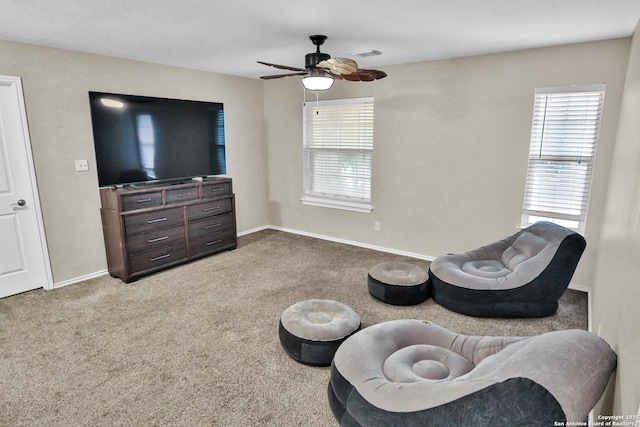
left=1, top=0, right=640, bottom=80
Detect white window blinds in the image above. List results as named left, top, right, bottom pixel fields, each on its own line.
left=521, top=84, right=605, bottom=231
left=302, top=97, right=374, bottom=212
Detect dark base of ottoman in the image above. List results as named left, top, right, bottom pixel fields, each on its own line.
left=368, top=275, right=430, bottom=306
left=279, top=321, right=360, bottom=366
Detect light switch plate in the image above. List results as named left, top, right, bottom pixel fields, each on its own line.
left=75, top=159, right=89, bottom=172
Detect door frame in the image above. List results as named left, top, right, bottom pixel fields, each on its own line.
left=1, top=75, right=53, bottom=291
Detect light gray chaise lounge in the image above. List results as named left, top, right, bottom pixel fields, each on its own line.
left=328, top=319, right=617, bottom=427
left=428, top=221, right=586, bottom=317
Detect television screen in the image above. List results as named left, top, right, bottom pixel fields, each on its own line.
left=89, top=92, right=226, bottom=187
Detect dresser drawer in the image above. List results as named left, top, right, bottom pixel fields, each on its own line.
left=124, top=207, right=184, bottom=235
left=190, top=229, right=236, bottom=257
left=121, top=191, right=162, bottom=211
left=188, top=213, right=235, bottom=240
left=129, top=244, right=187, bottom=274
left=127, top=225, right=186, bottom=254
left=187, top=198, right=233, bottom=221
left=166, top=185, right=199, bottom=204
left=201, top=182, right=231, bottom=198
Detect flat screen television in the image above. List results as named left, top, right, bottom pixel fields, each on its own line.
left=88, top=92, right=226, bottom=187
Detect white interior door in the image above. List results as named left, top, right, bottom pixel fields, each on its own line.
left=0, top=75, right=51, bottom=298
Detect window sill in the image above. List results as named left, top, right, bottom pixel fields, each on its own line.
left=521, top=214, right=585, bottom=234
left=301, top=195, right=372, bottom=213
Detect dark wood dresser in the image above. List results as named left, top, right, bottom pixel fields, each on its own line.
left=99, top=178, right=236, bottom=282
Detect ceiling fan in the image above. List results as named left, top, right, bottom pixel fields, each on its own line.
left=258, top=35, right=387, bottom=90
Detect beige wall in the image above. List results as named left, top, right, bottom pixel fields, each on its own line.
left=592, top=21, right=640, bottom=415
left=0, top=39, right=268, bottom=284
left=265, top=39, right=629, bottom=288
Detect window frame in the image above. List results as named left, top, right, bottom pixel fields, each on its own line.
left=301, top=97, right=375, bottom=213
left=521, top=83, right=606, bottom=233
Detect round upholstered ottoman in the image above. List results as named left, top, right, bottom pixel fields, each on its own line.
left=279, top=299, right=360, bottom=366
left=367, top=262, right=430, bottom=305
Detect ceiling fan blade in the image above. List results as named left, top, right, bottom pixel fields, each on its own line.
left=257, top=61, right=306, bottom=72
left=317, top=58, right=358, bottom=75
left=343, top=73, right=371, bottom=82
left=259, top=71, right=309, bottom=80
left=337, top=69, right=388, bottom=82
left=366, top=69, right=387, bottom=80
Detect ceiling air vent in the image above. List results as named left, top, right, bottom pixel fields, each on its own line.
left=350, top=49, right=382, bottom=58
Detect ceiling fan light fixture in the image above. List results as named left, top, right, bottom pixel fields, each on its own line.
left=302, top=68, right=334, bottom=91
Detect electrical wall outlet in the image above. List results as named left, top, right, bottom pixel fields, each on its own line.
left=75, top=159, right=89, bottom=172
left=374, top=221, right=381, bottom=231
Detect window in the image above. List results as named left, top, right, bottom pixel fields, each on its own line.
left=521, top=84, right=606, bottom=232
left=302, top=97, right=374, bottom=213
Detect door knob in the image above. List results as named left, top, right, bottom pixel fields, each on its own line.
left=17, top=199, right=26, bottom=207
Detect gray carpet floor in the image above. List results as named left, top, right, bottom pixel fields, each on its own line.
left=0, top=229, right=587, bottom=426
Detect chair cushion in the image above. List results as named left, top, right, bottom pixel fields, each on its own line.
left=501, top=231, right=549, bottom=270
left=382, top=344, right=474, bottom=382
left=461, top=260, right=511, bottom=278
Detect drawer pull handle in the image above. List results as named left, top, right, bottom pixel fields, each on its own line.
left=148, top=236, right=169, bottom=243
left=209, top=188, right=223, bottom=192
left=206, top=239, right=223, bottom=246
left=204, top=223, right=222, bottom=229
left=146, top=217, right=168, bottom=224
left=177, top=192, right=192, bottom=197
left=203, top=206, right=220, bottom=212
left=136, top=198, right=152, bottom=203
left=150, top=254, right=171, bottom=262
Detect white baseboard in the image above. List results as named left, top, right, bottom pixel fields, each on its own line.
left=53, top=269, right=109, bottom=289
left=238, top=225, right=270, bottom=236
left=567, top=282, right=589, bottom=293
left=268, top=225, right=435, bottom=262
